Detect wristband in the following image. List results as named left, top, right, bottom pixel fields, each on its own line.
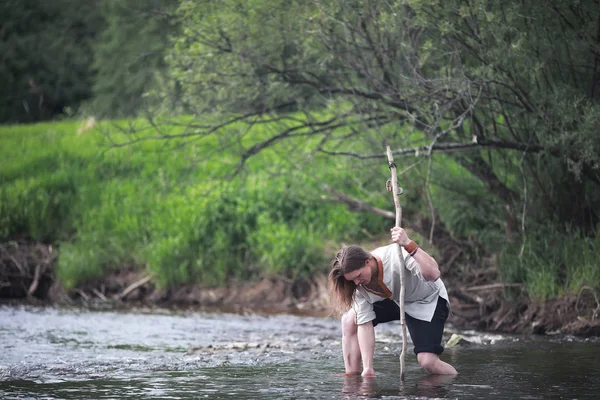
left=409, top=246, right=420, bottom=256
left=404, top=240, right=418, bottom=255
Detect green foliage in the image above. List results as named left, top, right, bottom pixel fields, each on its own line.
left=0, top=0, right=103, bottom=122
left=405, top=0, right=600, bottom=224
left=165, top=0, right=600, bottom=235
left=250, top=217, right=323, bottom=277
left=500, top=224, right=600, bottom=300
left=167, top=0, right=332, bottom=114
left=0, top=0, right=180, bottom=122
left=430, top=156, right=506, bottom=250
left=89, top=0, right=179, bottom=117
left=3, top=0, right=599, bottom=300
left=0, top=118, right=386, bottom=289
left=2, top=114, right=597, bottom=298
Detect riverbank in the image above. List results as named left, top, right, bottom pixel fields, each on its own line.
left=66, top=269, right=600, bottom=337
left=2, top=239, right=599, bottom=337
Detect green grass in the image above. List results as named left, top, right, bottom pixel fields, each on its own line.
left=499, top=225, right=600, bottom=300
left=0, top=117, right=388, bottom=289
left=1, top=117, right=597, bottom=300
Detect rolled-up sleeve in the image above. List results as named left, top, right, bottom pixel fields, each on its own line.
left=352, top=290, right=375, bottom=325
left=402, top=248, right=425, bottom=279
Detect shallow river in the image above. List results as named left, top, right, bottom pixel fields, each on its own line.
left=1, top=305, right=599, bottom=399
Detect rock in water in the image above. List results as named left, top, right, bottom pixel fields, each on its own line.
left=445, top=333, right=471, bottom=348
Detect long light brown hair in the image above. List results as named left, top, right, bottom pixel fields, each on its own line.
left=328, top=245, right=371, bottom=316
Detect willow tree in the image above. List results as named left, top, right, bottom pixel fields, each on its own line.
left=117, top=0, right=599, bottom=276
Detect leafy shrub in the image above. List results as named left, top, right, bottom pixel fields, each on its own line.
left=499, top=223, right=599, bottom=300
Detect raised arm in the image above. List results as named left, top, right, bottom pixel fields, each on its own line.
left=391, top=227, right=440, bottom=281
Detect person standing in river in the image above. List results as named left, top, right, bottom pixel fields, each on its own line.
left=329, top=226, right=457, bottom=377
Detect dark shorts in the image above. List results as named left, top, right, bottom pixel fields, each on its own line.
left=372, top=296, right=449, bottom=355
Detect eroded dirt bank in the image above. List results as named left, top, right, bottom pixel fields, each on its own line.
left=2, top=240, right=599, bottom=337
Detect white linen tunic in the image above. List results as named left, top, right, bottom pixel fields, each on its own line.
left=353, top=244, right=449, bottom=324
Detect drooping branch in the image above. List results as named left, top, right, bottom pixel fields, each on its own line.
left=320, top=183, right=395, bottom=220
left=319, top=137, right=545, bottom=160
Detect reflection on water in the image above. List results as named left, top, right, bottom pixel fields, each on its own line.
left=1, top=305, right=599, bottom=399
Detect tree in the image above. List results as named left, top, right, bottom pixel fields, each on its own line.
left=0, top=0, right=102, bottom=122
left=117, top=0, right=599, bottom=245
left=89, top=0, right=179, bottom=118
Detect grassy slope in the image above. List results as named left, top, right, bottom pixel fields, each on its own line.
left=0, top=118, right=389, bottom=289
left=1, top=118, right=597, bottom=299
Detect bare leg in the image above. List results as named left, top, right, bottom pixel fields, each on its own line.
left=417, top=352, right=457, bottom=375
left=341, top=309, right=361, bottom=374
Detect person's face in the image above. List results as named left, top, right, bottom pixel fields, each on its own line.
left=343, top=259, right=372, bottom=286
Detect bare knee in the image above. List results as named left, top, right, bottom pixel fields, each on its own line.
left=417, top=352, right=438, bottom=372
left=341, top=310, right=357, bottom=337
left=418, top=352, right=458, bottom=375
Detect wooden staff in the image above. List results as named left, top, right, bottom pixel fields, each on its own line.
left=386, top=146, right=407, bottom=381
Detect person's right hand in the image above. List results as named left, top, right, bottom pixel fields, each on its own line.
left=361, top=367, right=375, bottom=377
left=390, top=226, right=410, bottom=247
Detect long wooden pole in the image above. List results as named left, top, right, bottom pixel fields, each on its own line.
left=386, top=146, right=407, bottom=381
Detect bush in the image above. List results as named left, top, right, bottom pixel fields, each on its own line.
left=499, top=224, right=599, bottom=300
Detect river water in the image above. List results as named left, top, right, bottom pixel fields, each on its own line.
left=1, top=305, right=599, bottom=399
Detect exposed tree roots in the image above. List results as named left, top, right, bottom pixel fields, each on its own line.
left=0, top=240, right=55, bottom=300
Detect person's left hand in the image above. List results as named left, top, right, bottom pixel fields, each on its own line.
left=390, top=226, right=410, bottom=246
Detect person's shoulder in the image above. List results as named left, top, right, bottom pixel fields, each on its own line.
left=372, top=243, right=396, bottom=255
left=371, top=243, right=400, bottom=265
